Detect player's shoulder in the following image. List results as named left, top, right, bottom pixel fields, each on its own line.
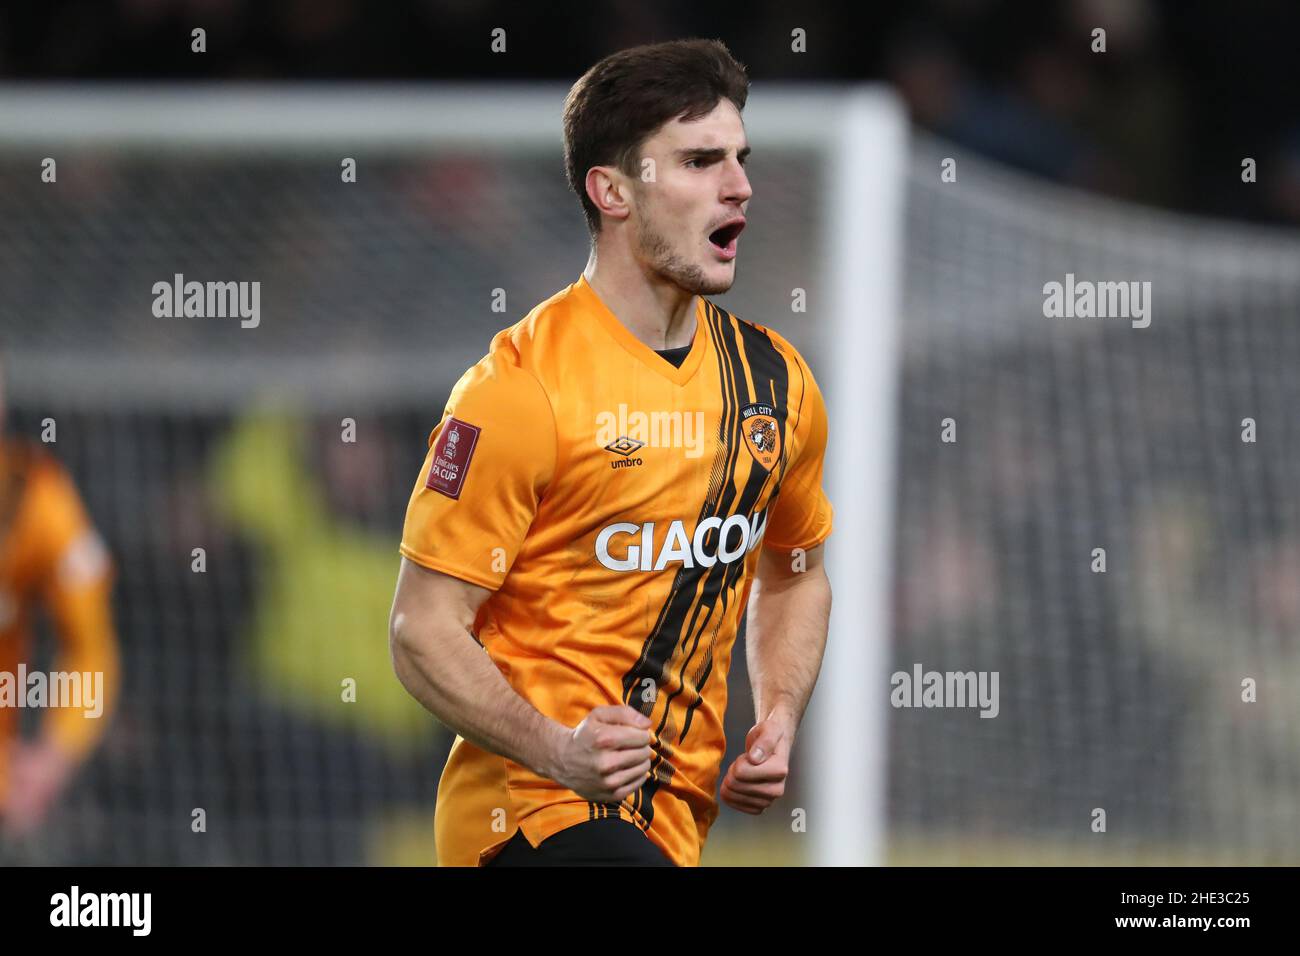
left=457, top=278, right=600, bottom=406
left=506, top=277, right=602, bottom=353
left=476, top=280, right=583, bottom=372
left=1, top=438, right=69, bottom=491
left=443, top=285, right=579, bottom=420
left=0, top=439, right=85, bottom=531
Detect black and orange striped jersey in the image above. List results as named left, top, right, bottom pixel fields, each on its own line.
left=400, top=274, right=833, bottom=866
left=0, top=440, right=118, bottom=804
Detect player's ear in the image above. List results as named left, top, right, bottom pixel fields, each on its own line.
left=585, top=165, right=632, bottom=225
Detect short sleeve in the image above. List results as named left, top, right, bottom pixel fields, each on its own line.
left=399, top=351, right=557, bottom=590
left=26, top=459, right=112, bottom=599
left=22, top=460, right=118, bottom=759
left=762, top=353, right=833, bottom=553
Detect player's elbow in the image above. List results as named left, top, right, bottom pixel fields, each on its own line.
left=388, top=607, right=424, bottom=671
left=388, top=560, right=491, bottom=677
left=388, top=610, right=437, bottom=711
left=387, top=594, right=463, bottom=675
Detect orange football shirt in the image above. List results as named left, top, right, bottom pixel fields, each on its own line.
left=0, top=441, right=118, bottom=805
left=399, top=275, right=832, bottom=866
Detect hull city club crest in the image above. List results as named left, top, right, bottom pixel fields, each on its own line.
left=739, top=401, right=781, bottom=471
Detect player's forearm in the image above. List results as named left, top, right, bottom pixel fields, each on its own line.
left=44, top=582, right=121, bottom=764
left=745, top=563, right=832, bottom=733
left=389, top=616, right=567, bottom=780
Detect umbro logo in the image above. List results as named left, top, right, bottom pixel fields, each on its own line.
left=605, top=436, right=645, bottom=470
left=605, top=436, right=645, bottom=457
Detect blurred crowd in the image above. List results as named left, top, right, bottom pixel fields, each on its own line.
left=2, top=0, right=1300, bottom=224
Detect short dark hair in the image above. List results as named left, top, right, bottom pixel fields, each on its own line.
left=562, top=38, right=750, bottom=236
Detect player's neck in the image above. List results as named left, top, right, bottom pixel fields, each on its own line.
left=582, top=252, right=697, bottom=351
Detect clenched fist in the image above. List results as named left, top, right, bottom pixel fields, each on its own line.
left=551, top=704, right=655, bottom=803
left=720, top=716, right=791, bottom=815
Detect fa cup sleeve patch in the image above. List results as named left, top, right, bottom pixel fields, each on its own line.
left=425, top=417, right=481, bottom=499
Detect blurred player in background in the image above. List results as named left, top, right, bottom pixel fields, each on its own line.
left=0, top=355, right=119, bottom=842
left=390, top=39, right=834, bottom=866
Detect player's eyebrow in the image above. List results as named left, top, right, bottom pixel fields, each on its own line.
left=676, top=145, right=751, bottom=162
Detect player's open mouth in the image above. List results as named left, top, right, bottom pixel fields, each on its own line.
left=708, top=218, right=745, bottom=260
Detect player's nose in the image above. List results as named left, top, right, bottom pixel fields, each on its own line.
left=722, top=157, right=752, bottom=205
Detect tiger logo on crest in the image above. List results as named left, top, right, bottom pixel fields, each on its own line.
left=739, top=401, right=781, bottom=471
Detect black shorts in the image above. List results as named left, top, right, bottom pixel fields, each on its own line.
left=484, top=816, right=675, bottom=867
